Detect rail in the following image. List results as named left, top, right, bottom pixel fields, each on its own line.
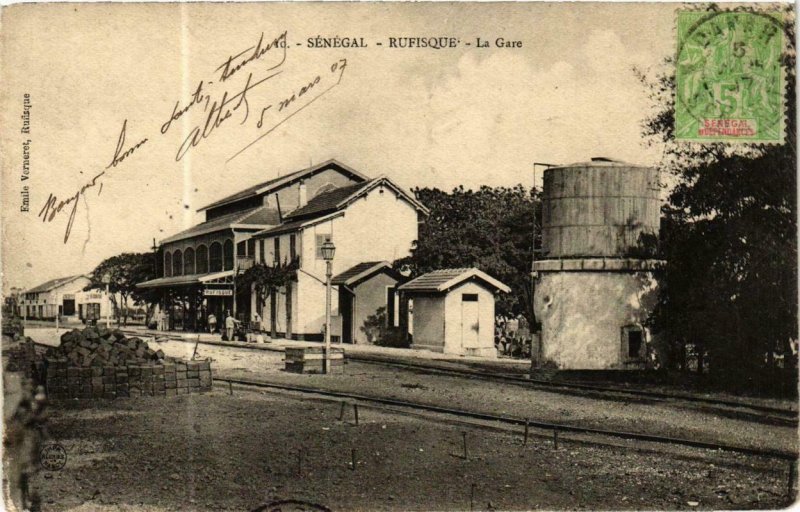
left=217, top=376, right=799, bottom=462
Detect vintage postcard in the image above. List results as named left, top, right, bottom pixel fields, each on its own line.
left=1, top=2, right=796, bottom=511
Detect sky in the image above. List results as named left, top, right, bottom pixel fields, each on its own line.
left=0, top=2, right=679, bottom=292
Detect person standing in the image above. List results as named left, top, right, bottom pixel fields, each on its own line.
left=208, top=312, right=217, bottom=334
left=224, top=311, right=238, bottom=341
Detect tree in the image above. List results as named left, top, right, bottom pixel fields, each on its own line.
left=394, top=185, right=541, bottom=323
left=237, top=258, right=298, bottom=337
left=85, top=252, right=158, bottom=326
left=639, top=6, right=796, bottom=376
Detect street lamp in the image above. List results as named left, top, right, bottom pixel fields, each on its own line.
left=321, top=240, right=336, bottom=374
left=101, top=272, right=111, bottom=329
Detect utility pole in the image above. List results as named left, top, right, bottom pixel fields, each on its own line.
left=151, top=238, right=158, bottom=274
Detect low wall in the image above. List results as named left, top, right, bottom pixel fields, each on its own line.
left=44, top=359, right=213, bottom=399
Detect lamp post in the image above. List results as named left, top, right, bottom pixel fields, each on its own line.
left=320, top=239, right=336, bottom=374
left=101, top=272, right=111, bottom=329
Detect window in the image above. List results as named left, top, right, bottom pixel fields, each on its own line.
left=223, top=239, right=234, bottom=270
left=196, top=245, right=208, bottom=274
left=315, top=234, right=332, bottom=259
left=289, top=234, right=297, bottom=261
left=622, top=326, right=644, bottom=361
left=462, top=294, right=479, bottom=302
left=247, top=238, right=256, bottom=257
left=237, top=240, right=246, bottom=257
left=259, top=240, right=265, bottom=264
left=184, top=247, right=195, bottom=275
left=164, top=251, right=173, bottom=277
left=627, top=330, right=643, bottom=359
left=173, top=249, right=183, bottom=276
left=274, top=237, right=281, bottom=265
left=209, top=242, right=223, bottom=272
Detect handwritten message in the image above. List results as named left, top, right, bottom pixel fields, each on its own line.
left=37, top=30, right=349, bottom=244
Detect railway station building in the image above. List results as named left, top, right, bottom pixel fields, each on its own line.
left=138, top=160, right=428, bottom=338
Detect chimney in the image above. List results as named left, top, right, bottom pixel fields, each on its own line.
left=298, top=181, right=308, bottom=208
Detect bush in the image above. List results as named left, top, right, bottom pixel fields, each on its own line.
left=361, top=307, right=410, bottom=348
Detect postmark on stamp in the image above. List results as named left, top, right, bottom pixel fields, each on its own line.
left=676, top=9, right=785, bottom=143
left=39, top=443, right=67, bottom=471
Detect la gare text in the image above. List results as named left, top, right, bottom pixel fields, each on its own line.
left=306, top=36, right=523, bottom=49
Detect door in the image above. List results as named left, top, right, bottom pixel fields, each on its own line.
left=63, top=299, right=75, bottom=316
left=386, top=287, right=396, bottom=327
left=285, top=282, right=293, bottom=339
left=340, top=288, right=353, bottom=344
left=460, top=293, right=480, bottom=348
left=270, top=294, right=277, bottom=337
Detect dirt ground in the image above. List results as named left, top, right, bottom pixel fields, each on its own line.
left=25, top=328, right=798, bottom=455
left=30, top=386, right=793, bottom=512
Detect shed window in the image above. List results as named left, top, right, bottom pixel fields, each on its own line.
left=461, top=294, right=479, bottom=302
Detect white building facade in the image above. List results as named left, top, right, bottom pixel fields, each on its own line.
left=20, top=275, right=111, bottom=323
left=252, top=176, right=427, bottom=340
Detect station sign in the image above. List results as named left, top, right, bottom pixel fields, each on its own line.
left=204, top=289, right=233, bottom=296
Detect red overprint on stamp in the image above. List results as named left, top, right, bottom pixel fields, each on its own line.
left=698, top=119, right=758, bottom=137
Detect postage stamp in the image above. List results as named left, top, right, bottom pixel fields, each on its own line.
left=676, top=10, right=785, bottom=143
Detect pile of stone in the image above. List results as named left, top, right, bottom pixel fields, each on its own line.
left=42, top=327, right=213, bottom=400
left=46, top=327, right=165, bottom=367
left=4, top=338, right=44, bottom=379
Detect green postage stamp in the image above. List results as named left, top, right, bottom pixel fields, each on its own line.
left=676, top=10, right=785, bottom=143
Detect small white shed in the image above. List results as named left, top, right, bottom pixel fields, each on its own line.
left=398, top=268, right=511, bottom=358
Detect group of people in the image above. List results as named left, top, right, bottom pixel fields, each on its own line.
left=207, top=311, right=242, bottom=341
left=495, top=313, right=532, bottom=359
left=154, top=309, right=241, bottom=341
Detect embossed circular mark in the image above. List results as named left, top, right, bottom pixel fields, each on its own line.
left=39, top=443, right=67, bottom=471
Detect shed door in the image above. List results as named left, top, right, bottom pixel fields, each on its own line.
left=340, top=288, right=353, bottom=344
left=460, top=293, right=480, bottom=348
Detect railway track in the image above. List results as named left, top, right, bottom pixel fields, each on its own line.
left=36, top=329, right=799, bottom=426
left=349, top=355, right=799, bottom=426
left=22, top=333, right=797, bottom=463
left=216, top=376, right=799, bottom=463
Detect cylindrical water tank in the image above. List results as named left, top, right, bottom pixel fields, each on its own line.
left=541, top=158, right=660, bottom=259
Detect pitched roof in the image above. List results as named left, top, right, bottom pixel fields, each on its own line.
left=252, top=176, right=428, bottom=239
left=160, top=206, right=280, bottom=245
left=253, top=219, right=309, bottom=238
left=284, top=181, right=373, bottom=221
left=397, top=268, right=511, bottom=294
left=26, top=275, right=86, bottom=294
left=197, top=159, right=369, bottom=212
left=284, top=176, right=429, bottom=222
left=332, top=261, right=402, bottom=287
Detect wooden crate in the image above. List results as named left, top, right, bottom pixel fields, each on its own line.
left=285, top=347, right=345, bottom=374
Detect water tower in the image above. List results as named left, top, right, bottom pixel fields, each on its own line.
left=532, top=158, right=664, bottom=370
